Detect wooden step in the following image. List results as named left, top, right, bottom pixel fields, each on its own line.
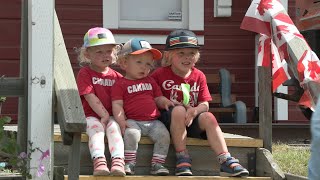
left=52, top=125, right=263, bottom=148
left=64, top=175, right=272, bottom=180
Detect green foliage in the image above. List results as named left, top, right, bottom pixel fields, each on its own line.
left=0, top=97, right=6, bottom=103
left=0, top=113, right=49, bottom=179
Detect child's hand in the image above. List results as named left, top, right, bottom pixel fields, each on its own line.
left=101, top=115, right=110, bottom=129
left=185, top=107, right=197, bottom=127
left=162, top=98, right=174, bottom=111
left=118, top=120, right=128, bottom=136
left=155, top=96, right=174, bottom=110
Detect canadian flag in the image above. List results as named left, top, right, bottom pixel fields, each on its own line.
left=257, top=35, right=289, bottom=92
left=297, top=50, right=320, bottom=84
left=241, top=0, right=320, bottom=109
left=240, top=0, right=285, bottom=36
left=271, top=42, right=289, bottom=92
left=257, top=35, right=271, bottom=67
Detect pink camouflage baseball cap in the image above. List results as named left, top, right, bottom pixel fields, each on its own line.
left=83, top=27, right=117, bottom=47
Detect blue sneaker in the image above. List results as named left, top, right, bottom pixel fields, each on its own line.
left=175, top=155, right=193, bottom=176
left=220, top=157, right=249, bottom=177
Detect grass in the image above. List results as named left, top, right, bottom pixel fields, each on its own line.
left=272, top=142, right=310, bottom=177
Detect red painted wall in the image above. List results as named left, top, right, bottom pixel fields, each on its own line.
left=1, top=0, right=307, bottom=123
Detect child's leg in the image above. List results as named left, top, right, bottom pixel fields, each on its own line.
left=169, top=106, right=193, bottom=176
left=147, top=120, right=170, bottom=175
left=170, top=106, right=188, bottom=152
left=197, top=112, right=228, bottom=154
left=106, top=118, right=124, bottom=159
left=86, top=117, right=109, bottom=175
left=86, top=117, right=106, bottom=159
left=147, top=120, right=170, bottom=163
left=106, top=117, right=125, bottom=176
left=123, top=119, right=141, bottom=175
left=197, top=112, right=249, bottom=177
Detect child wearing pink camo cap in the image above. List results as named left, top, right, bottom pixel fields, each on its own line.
left=76, top=27, right=125, bottom=176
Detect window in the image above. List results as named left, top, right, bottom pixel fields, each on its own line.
left=103, top=0, right=204, bottom=44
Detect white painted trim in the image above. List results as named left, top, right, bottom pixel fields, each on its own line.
left=28, top=0, right=54, bottom=179
left=214, top=0, right=232, bottom=17
left=118, top=20, right=184, bottom=29
left=103, top=0, right=119, bottom=29
left=255, top=35, right=259, bottom=107
left=114, top=34, right=204, bottom=45
left=103, top=0, right=204, bottom=44
left=189, top=0, right=204, bottom=30
left=274, top=0, right=288, bottom=120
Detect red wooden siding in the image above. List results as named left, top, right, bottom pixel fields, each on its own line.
left=0, top=0, right=307, bottom=123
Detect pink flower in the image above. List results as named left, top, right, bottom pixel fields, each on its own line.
left=37, top=163, right=45, bottom=177
left=39, top=149, right=50, bottom=161
left=18, top=152, right=27, bottom=159
left=37, top=149, right=50, bottom=177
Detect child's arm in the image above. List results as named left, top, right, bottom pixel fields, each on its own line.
left=84, top=93, right=110, bottom=127
left=155, top=96, right=174, bottom=110
left=185, top=101, right=209, bottom=127
left=112, top=100, right=127, bottom=135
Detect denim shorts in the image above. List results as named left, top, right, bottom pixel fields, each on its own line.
left=159, top=106, right=207, bottom=139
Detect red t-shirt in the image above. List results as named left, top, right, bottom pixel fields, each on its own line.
left=111, top=76, right=162, bottom=121
left=76, top=66, right=123, bottom=118
left=151, top=66, right=212, bottom=107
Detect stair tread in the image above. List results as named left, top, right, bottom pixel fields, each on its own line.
left=65, top=175, right=272, bottom=180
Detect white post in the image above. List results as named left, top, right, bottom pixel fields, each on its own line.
left=274, top=0, right=288, bottom=121
left=28, top=0, right=54, bottom=179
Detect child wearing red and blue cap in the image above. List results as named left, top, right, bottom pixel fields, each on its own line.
left=111, top=38, right=173, bottom=176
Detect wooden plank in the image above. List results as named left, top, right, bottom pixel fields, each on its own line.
left=17, top=0, right=28, bottom=157
left=27, top=0, right=54, bottom=179
left=210, top=94, right=236, bottom=104
left=54, top=11, right=86, bottom=132
left=65, top=175, right=272, bottom=180
left=258, top=66, right=272, bottom=152
left=0, top=77, right=24, bottom=97
left=53, top=133, right=263, bottom=148
left=67, top=133, right=82, bottom=180
left=256, top=148, right=285, bottom=179
left=206, top=74, right=235, bottom=83
left=209, top=107, right=235, bottom=113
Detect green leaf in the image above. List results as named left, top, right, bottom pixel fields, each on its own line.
left=0, top=97, right=6, bottom=102
left=0, top=116, right=12, bottom=124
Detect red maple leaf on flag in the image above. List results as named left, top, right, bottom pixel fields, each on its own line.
left=257, top=0, right=273, bottom=15
left=276, top=25, right=290, bottom=34
left=271, top=54, right=275, bottom=69
left=308, top=61, right=320, bottom=79
left=277, top=33, right=282, bottom=41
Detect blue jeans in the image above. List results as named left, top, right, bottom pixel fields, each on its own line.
left=309, top=103, right=320, bottom=180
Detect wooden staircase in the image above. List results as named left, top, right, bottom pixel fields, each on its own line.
left=64, top=176, right=272, bottom=180
left=51, top=125, right=280, bottom=180
left=49, top=12, right=283, bottom=180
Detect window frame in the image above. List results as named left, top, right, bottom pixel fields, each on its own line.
left=103, top=0, right=204, bottom=44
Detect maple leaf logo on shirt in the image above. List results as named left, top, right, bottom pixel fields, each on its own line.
left=257, top=0, right=273, bottom=16
left=308, top=61, right=320, bottom=79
